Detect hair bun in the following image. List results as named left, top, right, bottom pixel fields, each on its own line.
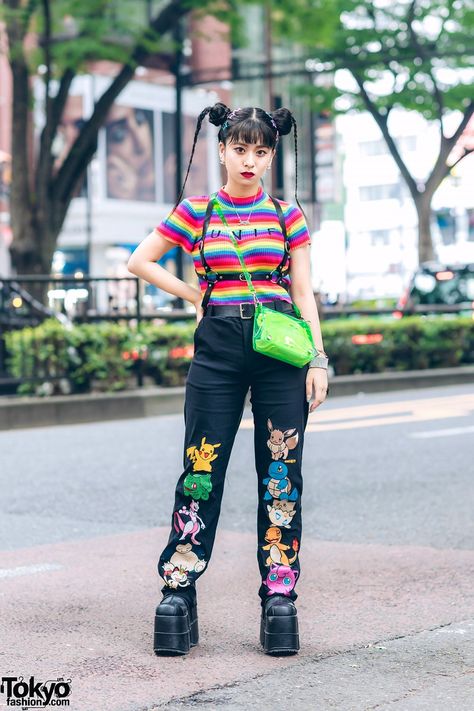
left=270, top=108, right=293, bottom=136
left=208, top=102, right=230, bottom=127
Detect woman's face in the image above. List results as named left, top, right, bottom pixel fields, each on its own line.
left=106, top=106, right=153, bottom=163
left=219, top=139, right=274, bottom=188
left=106, top=106, right=155, bottom=201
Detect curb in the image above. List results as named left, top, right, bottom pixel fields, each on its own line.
left=1, top=366, right=473, bottom=431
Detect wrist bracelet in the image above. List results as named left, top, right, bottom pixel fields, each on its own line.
left=309, top=352, right=329, bottom=369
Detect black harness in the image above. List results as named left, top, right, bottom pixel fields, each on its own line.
left=197, top=195, right=291, bottom=312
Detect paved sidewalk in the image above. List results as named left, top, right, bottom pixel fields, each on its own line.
left=2, top=385, right=473, bottom=710
left=157, top=620, right=474, bottom=711
left=1, top=527, right=473, bottom=710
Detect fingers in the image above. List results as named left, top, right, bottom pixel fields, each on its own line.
left=308, top=387, right=329, bottom=412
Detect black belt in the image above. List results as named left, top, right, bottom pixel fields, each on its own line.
left=204, top=300, right=296, bottom=319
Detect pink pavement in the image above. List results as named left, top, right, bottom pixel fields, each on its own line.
left=1, top=528, right=473, bottom=710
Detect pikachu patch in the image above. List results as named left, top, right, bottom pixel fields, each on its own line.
left=186, top=436, right=222, bottom=473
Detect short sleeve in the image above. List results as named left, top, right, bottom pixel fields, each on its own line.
left=154, top=198, right=198, bottom=254
left=285, top=204, right=312, bottom=252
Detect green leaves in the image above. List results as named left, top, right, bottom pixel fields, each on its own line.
left=271, top=0, right=474, bottom=119
left=322, top=313, right=474, bottom=375
left=271, top=0, right=338, bottom=46
left=5, top=314, right=474, bottom=395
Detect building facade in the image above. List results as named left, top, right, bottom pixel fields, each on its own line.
left=337, top=110, right=474, bottom=301
left=2, top=10, right=473, bottom=307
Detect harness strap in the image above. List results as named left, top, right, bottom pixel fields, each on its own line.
left=197, top=193, right=292, bottom=312
left=199, top=198, right=222, bottom=311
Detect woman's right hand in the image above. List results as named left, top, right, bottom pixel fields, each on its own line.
left=193, top=294, right=204, bottom=325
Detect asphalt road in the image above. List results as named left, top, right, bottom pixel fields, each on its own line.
left=1, top=384, right=473, bottom=552
left=0, top=383, right=473, bottom=710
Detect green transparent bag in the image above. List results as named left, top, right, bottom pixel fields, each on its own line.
left=253, top=301, right=316, bottom=367
left=214, top=198, right=317, bottom=368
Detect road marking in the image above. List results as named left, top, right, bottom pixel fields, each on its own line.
left=0, top=563, right=62, bottom=579
left=240, top=393, right=474, bottom=431
left=410, top=425, right=474, bottom=438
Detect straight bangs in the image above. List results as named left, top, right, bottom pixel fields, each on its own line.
left=226, top=118, right=276, bottom=148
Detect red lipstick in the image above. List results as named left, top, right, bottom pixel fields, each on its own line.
left=241, top=172, right=255, bottom=178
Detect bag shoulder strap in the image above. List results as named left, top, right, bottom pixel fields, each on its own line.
left=213, top=198, right=258, bottom=303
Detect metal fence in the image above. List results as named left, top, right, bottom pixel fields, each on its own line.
left=1, top=275, right=472, bottom=396
left=321, top=302, right=474, bottom=317
left=0, top=276, right=143, bottom=394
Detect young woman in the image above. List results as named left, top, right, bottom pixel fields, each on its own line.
left=127, top=102, right=329, bottom=656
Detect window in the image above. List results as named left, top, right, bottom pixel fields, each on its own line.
left=369, top=229, right=391, bottom=246
left=52, top=248, right=88, bottom=276
left=359, top=140, right=386, bottom=156
left=359, top=184, right=400, bottom=201
left=359, top=136, right=416, bottom=158
left=398, top=135, right=417, bottom=152
left=435, top=209, right=456, bottom=246
left=468, top=209, right=474, bottom=242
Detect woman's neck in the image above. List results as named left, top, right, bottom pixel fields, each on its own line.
left=222, top=180, right=262, bottom=198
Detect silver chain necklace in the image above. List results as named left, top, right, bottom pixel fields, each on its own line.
left=226, top=191, right=259, bottom=225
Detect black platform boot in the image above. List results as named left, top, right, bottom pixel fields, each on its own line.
left=154, top=593, right=199, bottom=655
left=260, top=596, right=299, bottom=655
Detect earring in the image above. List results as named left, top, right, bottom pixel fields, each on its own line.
left=267, top=164, right=273, bottom=171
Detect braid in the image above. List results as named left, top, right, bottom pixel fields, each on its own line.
left=170, top=106, right=212, bottom=214
left=291, top=115, right=305, bottom=217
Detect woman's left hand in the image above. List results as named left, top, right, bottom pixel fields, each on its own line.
left=306, top=367, right=329, bottom=412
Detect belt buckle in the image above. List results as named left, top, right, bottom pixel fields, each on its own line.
left=239, top=302, right=253, bottom=319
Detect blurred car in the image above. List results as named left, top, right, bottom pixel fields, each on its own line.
left=396, top=262, right=474, bottom=315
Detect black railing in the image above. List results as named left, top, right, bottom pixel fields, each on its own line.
left=0, top=275, right=142, bottom=323
left=1, top=275, right=472, bottom=395
left=0, top=276, right=143, bottom=394
left=320, top=302, right=474, bottom=318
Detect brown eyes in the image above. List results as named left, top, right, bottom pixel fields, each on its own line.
left=234, top=148, right=267, bottom=156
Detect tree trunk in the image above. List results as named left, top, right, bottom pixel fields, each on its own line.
left=9, top=223, right=48, bottom=275
left=414, top=194, right=435, bottom=264
left=5, top=0, right=190, bottom=296
left=9, top=206, right=58, bottom=304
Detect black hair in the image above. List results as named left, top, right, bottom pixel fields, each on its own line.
left=171, top=102, right=304, bottom=214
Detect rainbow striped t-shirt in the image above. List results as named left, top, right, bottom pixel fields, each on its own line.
left=154, top=185, right=311, bottom=305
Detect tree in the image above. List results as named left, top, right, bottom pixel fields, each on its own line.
left=272, top=0, right=474, bottom=261
left=0, top=0, right=240, bottom=283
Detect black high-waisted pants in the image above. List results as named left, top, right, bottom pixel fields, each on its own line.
left=157, top=301, right=310, bottom=608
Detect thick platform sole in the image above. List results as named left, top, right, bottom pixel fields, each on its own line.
left=260, top=608, right=299, bottom=655
left=153, top=608, right=199, bottom=655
